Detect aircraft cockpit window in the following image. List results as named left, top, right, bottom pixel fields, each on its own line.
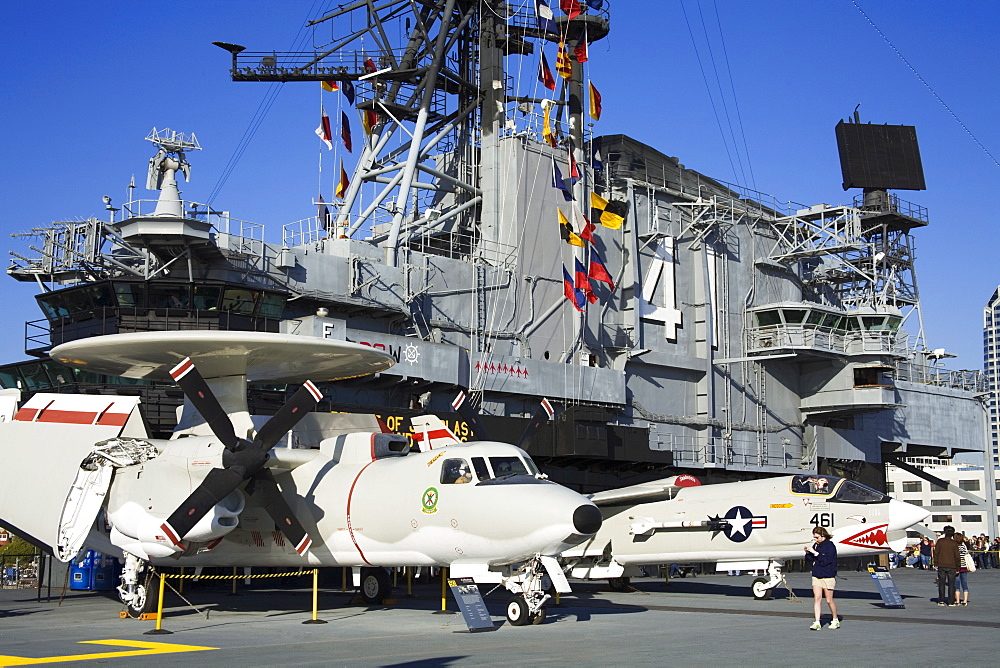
left=523, top=456, right=540, bottom=476
left=440, top=458, right=474, bottom=484
left=831, top=480, right=888, bottom=504
left=791, top=474, right=842, bottom=495
left=489, top=456, right=529, bottom=479
left=471, top=457, right=491, bottom=481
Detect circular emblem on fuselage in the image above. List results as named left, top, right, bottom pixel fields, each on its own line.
left=422, top=486, right=439, bottom=514
left=717, top=505, right=767, bottom=543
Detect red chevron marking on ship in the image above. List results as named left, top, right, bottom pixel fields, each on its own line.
left=839, top=523, right=889, bottom=549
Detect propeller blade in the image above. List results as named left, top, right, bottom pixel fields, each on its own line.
left=169, top=357, right=239, bottom=450
left=252, top=380, right=323, bottom=450
left=160, top=467, right=245, bottom=547
left=248, top=467, right=312, bottom=555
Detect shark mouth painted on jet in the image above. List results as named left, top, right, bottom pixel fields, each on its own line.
left=838, top=523, right=889, bottom=549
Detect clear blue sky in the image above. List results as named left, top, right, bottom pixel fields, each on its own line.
left=2, top=1, right=997, bottom=370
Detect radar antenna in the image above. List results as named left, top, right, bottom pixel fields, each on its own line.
left=145, top=128, right=201, bottom=217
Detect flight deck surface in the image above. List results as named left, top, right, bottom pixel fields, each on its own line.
left=1, top=568, right=996, bottom=666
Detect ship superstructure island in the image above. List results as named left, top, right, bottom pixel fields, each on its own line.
left=3, top=1, right=987, bottom=493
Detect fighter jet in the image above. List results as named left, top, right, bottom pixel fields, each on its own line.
left=560, top=474, right=928, bottom=598
left=0, top=331, right=601, bottom=626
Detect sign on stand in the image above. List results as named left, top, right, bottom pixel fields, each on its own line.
left=447, top=578, right=496, bottom=632
left=867, top=565, right=904, bottom=608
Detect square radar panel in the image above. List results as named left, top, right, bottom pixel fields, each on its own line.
left=836, top=121, right=926, bottom=191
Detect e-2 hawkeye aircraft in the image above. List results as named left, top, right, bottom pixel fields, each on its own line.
left=560, top=473, right=929, bottom=598
left=0, top=331, right=602, bottom=625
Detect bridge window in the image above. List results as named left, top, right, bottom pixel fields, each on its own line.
left=258, top=293, right=286, bottom=319
left=783, top=309, right=806, bottom=324
left=959, top=479, right=981, bottom=491
left=756, top=310, right=781, bottom=327
left=961, top=515, right=982, bottom=523
left=148, top=285, right=190, bottom=310
left=901, top=481, right=922, bottom=493
left=931, top=514, right=953, bottom=523
left=221, top=288, right=258, bottom=315
left=85, top=284, right=115, bottom=309
left=114, top=283, right=145, bottom=308
left=193, top=285, right=222, bottom=311
left=854, top=366, right=892, bottom=387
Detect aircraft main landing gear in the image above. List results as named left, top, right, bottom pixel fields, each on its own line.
left=359, top=567, right=393, bottom=604
left=751, top=576, right=772, bottom=600
left=750, top=560, right=787, bottom=600
left=117, top=553, right=156, bottom=617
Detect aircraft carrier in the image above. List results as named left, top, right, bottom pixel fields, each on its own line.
left=1, top=1, right=987, bottom=495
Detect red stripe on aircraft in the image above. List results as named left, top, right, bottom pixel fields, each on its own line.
left=14, top=408, right=129, bottom=426
left=346, top=460, right=376, bottom=565
left=169, top=357, right=194, bottom=381
left=304, top=380, right=322, bottom=402
left=13, top=407, right=38, bottom=421
left=417, top=428, right=454, bottom=443
left=295, top=535, right=313, bottom=555
left=160, top=522, right=182, bottom=547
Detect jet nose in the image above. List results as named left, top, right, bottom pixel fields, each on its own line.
left=573, top=503, right=603, bottom=535
left=888, top=498, right=930, bottom=531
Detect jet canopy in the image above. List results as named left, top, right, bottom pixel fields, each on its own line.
left=790, top=475, right=888, bottom=503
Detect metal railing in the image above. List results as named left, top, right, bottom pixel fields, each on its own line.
left=894, top=361, right=987, bottom=392
left=747, top=325, right=901, bottom=356
left=653, top=432, right=804, bottom=470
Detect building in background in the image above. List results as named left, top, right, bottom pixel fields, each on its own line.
left=984, top=287, right=1000, bottom=468
left=887, top=459, right=999, bottom=537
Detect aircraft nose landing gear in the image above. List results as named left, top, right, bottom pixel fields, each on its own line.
left=502, top=557, right=555, bottom=625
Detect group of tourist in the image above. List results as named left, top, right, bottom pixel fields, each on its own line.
left=896, top=533, right=999, bottom=570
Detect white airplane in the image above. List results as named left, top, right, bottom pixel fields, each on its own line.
left=0, top=331, right=602, bottom=626
left=561, top=473, right=929, bottom=598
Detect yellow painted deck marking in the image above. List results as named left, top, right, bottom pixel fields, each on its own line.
left=0, top=639, right=217, bottom=665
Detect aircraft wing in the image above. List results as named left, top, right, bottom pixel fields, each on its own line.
left=588, top=474, right=701, bottom=506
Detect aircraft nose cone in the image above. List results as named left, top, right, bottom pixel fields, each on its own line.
left=888, top=498, right=929, bottom=531
left=573, top=504, right=603, bottom=535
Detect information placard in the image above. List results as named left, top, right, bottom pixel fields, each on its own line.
left=867, top=566, right=904, bottom=608
left=448, top=578, right=496, bottom=632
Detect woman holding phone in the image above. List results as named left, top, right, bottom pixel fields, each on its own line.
left=804, top=526, right=840, bottom=629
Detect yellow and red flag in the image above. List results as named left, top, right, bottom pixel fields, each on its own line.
left=335, top=160, right=350, bottom=199
left=556, top=41, right=572, bottom=80
left=588, top=81, right=602, bottom=121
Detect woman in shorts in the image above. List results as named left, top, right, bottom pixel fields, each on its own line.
left=804, top=526, right=840, bottom=629
left=955, top=532, right=971, bottom=606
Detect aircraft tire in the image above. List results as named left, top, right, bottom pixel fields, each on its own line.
left=608, top=577, right=631, bottom=593
left=530, top=607, right=547, bottom=625
left=751, top=576, right=773, bottom=600
left=122, top=571, right=157, bottom=618
left=506, top=596, right=530, bottom=626
left=360, top=567, right=392, bottom=604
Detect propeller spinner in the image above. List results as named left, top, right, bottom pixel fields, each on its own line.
left=160, top=357, right=321, bottom=555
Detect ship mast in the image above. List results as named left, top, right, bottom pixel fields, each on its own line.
left=215, top=1, right=608, bottom=270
